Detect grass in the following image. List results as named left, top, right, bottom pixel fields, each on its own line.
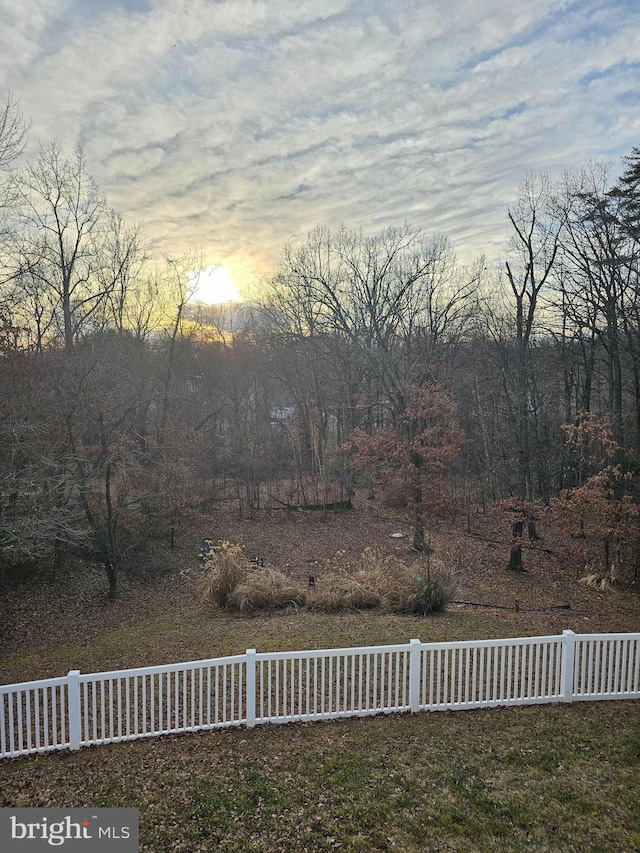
left=1, top=579, right=638, bottom=852
left=0, top=609, right=515, bottom=684
left=0, top=701, right=638, bottom=852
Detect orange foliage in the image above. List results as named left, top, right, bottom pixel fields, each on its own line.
left=549, top=413, right=639, bottom=584
left=349, top=385, right=464, bottom=532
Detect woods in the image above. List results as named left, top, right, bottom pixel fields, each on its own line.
left=1, top=105, right=639, bottom=597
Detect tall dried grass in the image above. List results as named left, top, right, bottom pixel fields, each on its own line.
left=386, top=571, right=454, bottom=615
left=310, top=548, right=455, bottom=615
left=200, top=541, right=248, bottom=608
left=579, top=572, right=615, bottom=591
left=201, top=541, right=306, bottom=613
left=310, top=574, right=381, bottom=611
left=201, top=543, right=454, bottom=616
left=226, top=569, right=306, bottom=613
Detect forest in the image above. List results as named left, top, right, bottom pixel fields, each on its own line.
left=1, top=92, right=639, bottom=601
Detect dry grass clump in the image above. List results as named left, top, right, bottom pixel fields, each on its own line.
left=311, top=574, right=382, bottom=611
left=386, top=571, right=454, bottom=616
left=580, top=572, right=615, bottom=591
left=201, top=543, right=453, bottom=616
left=579, top=559, right=617, bottom=591
left=201, top=541, right=248, bottom=608
left=201, top=541, right=306, bottom=613
left=310, top=548, right=455, bottom=615
left=226, top=569, right=306, bottom=613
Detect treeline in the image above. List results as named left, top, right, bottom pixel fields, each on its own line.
left=0, top=92, right=639, bottom=594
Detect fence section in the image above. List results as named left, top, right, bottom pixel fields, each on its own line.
left=573, top=633, right=640, bottom=701
left=253, top=643, right=412, bottom=724
left=1, top=631, right=639, bottom=759
left=418, top=634, right=567, bottom=710
left=77, top=655, right=247, bottom=748
left=0, top=676, right=70, bottom=757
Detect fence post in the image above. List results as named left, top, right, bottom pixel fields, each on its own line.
left=561, top=630, right=576, bottom=702
left=245, top=649, right=256, bottom=729
left=409, top=639, right=421, bottom=713
left=67, top=670, right=81, bottom=750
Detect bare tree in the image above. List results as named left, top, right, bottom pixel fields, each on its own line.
left=552, top=164, right=635, bottom=452
left=0, top=94, right=30, bottom=340
left=7, top=142, right=143, bottom=353
left=267, top=224, right=479, bottom=394
left=0, top=93, right=29, bottom=173
left=505, top=173, right=561, bottom=501
left=494, top=174, right=563, bottom=568
left=263, top=223, right=478, bottom=538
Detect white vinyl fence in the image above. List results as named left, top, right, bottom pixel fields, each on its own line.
left=1, top=630, right=639, bottom=759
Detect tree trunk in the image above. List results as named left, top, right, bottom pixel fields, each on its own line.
left=507, top=519, right=525, bottom=571
left=410, top=448, right=428, bottom=552
left=412, top=522, right=426, bottom=553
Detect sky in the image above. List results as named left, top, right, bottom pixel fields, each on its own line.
left=1, top=0, right=639, bottom=298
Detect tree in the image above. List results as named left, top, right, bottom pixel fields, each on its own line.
left=550, top=412, right=639, bottom=586
left=0, top=93, right=30, bottom=343
left=153, top=253, right=206, bottom=444
left=552, top=164, right=635, bottom=453
left=483, top=174, right=563, bottom=569
left=57, top=331, right=154, bottom=598
left=0, top=93, right=29, bottom=174
left=7, top=142, right=143, bottom=353
left=609, top=149, right=640, bottom=444
left=504, top=173, right=561, bottom=508
left=350, top=384, right=464, bottom=551
left=0, top=349, right=89, bottom=578
left=611, top=146, right=640, bottom=238
left=263, top=224, right=478, bottom=500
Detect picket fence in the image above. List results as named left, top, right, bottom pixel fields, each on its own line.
left=1, top=630, right=639, bottom=759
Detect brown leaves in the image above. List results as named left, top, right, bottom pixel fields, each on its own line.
left=349, top=385, right=464, bottom=526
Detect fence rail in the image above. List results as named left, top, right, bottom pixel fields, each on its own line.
left=1, top=631, right=639, bottom=759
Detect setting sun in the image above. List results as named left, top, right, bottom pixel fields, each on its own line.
left=188, top=265, right=241, bottom=304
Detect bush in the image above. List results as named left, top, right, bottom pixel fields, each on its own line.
left=226, top=569, right=306, bottom=613
left=386, top=571, right=454, bottom=615
left=201, top=541, right=248, bottom=608
left=310, top=574, right=382, bottom=611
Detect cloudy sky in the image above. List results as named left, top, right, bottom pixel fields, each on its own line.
left=1, top=0, right=639, bottom=295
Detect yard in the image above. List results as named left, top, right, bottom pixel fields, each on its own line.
left=0, top=495, right=639, bottom=851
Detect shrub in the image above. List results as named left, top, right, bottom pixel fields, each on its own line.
left=310, top=574, right=381, bottom=611
left=225, top=569, right=306, bottom=613
left=201, top=541, right=248, bottom=608
left=386, top=571, right=454, bottom=615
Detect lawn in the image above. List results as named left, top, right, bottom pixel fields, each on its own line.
left=1, top=501, right=639, bottom=851
left=0, top=696, right=638, bottom=852
left=0, top=609, right=639, bottom=852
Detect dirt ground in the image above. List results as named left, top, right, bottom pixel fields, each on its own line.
left=1, top=492, right=638, bottom=660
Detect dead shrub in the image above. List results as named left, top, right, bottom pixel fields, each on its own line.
left=386, top=570, right=454, bottom=615
left=201, top=541, right=248, bottom=608
left=226, top=569, right=306, bottom=613
left=310, top=574, right=382, bottom=611
left=311, top=547, right=454, bottom=615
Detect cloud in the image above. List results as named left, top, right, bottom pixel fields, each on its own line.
left=1, top=0, right=639, bottom=288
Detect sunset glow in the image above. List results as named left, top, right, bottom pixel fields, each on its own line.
left=188, top=265, right=241, bottom=305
